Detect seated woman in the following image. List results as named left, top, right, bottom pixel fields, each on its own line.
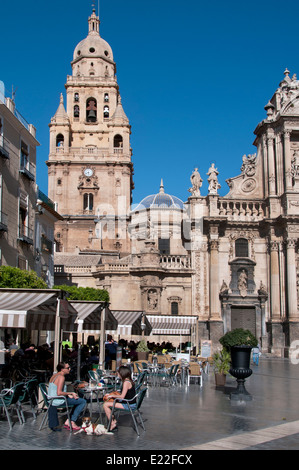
left=48, top=361, right=86, bottom=431
left=103, top=365, right=137, bottom=432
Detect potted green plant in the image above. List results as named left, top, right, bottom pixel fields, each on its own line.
left=219, top=328, right=258, bottom=350
left=136, top=339, right=150, bottom=360
left=219, top=328, right=258, bottom=400
left=212, top=348, right=231, bottom=387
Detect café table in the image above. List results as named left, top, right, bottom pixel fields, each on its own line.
left=78, top=383, right=108, bottom=421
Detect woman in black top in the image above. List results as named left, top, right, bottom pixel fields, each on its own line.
left=103, top=365, right=137, bottom=431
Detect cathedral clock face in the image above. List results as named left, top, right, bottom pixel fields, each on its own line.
left=84, top=168, right=94, bottom=177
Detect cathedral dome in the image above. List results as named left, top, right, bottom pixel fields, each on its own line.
left=72, top=9, right=114, bottom=62
left=133, top=180, right=185, bottom=211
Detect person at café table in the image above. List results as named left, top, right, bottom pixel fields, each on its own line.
left=103, top=365, right=137, bottom=432
left=48, top=361, right=86, bottom=431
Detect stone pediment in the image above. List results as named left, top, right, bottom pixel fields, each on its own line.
left=224, top=153, right=263, bottom=198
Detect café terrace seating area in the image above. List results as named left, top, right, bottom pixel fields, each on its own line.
left=0, top=344, right=213, bottom=433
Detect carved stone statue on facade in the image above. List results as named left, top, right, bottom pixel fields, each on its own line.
left=188, top=168, right=203, bottom=197
left=258, top=280, right=268, bottom=296
left=148, top=289, right=158, bottom=310
left=241, top=154, right=257, bottom=177
left=219, top=280, right=229, bottom=295
left=238, top=269, right=247, bottom=297
left=291, top=151, right=299, bottom=179
left=207, top=163, right=221, bottom=195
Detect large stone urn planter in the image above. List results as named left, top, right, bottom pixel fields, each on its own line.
left=229, top=345, right=253, bottom=401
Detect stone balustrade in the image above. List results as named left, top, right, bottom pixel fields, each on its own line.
left=218, top=199, right=267, bottom=221
left=160, top=255, right=191, bottom=269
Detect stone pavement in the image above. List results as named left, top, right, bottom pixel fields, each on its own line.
left=1, top=358, right=299, bottom=451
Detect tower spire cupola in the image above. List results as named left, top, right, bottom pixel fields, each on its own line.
left=88, top=6, right=100, bottom=35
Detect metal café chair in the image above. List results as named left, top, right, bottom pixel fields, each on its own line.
left=0, top=382, right=26, bottom=429
left=107, top=387, right=148, bottom=436
left=18, top=378, right=38, bottom=421
left=38, top=383, right=76, bottom=432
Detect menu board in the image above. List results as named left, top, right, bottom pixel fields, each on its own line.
left=201, top=340, right=212, bottom=358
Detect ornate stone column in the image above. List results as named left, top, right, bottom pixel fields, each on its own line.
left=267, top=137, right=276, bottom=195
left=269, top=240, right=281, bottom=320
left=286, top=238, right=298, bottom=320
left=209, top=239, right=221, bottom=320
left=284, top=130, right=293, bottom=191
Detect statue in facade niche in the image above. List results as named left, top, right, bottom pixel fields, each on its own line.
left=207, top=163, right=221, bottom=194
left=148, top=289, right=158, bottom=310
left=238, top=269, right=247, bottom=297
left=188, top=168, right=203, bottom=196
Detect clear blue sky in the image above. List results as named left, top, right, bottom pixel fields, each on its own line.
left=2, top=0, right=299, bottom=205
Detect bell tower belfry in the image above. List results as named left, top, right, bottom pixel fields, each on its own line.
left=47, top=8, right=133, bottom=254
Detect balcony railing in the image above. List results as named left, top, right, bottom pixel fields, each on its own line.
left=18, top=225, right=33, bottom=245
left=41, top=235, right=53, bottom=254
left=19, top=161, right=35, bottom=181
left=0, top=212, right=8, bottom=231
left=218, top=199, right=267, bottom=221
left=160, top=255, right=191, bottom=269
left=0, top=137, right=9, bottom=159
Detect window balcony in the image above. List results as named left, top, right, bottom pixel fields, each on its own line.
left=19, top=162, right=35, bottom=181
left=41, top=235, right=53, bottom=254
left=0, top=138, right=9, bottom=159
left=18, top=225, right=33, bottom=245
left=0, top=212, right=8, bottom=231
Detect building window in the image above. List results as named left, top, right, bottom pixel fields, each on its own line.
left=104, top=93, right=109, bottom=102
left=114, top=134, right=123, bottom=148
left=235, top=238, right=249, bottom=257
left=103, top=106, right=109, bottom=118
left=158, top=238, right=170, bottom=255
left=74, top=105, right=80, bottom=118
left=171, top=302, right=178, bottom=315
left=20, top=141, right=29, bottom=169
left=86, top=98, right=97, bottom=122
left=56, top=134, right=64, bottom=147
left=74, top=93, right=79, bottom=102
left=83, top=193, right=94, bottom=211
left=18, top=256, right=27, bottom=270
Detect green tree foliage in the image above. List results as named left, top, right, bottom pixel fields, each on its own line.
left=53, top=284, right=109, bottom=302
left=0, top=266, right=48, bottom=289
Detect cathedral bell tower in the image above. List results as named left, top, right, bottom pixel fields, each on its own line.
left=47, top=8, right=133, bottom=254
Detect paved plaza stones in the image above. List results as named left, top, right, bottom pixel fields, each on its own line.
left=1, top=358, right=299, bottom=451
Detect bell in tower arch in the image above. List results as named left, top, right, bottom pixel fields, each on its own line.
left=86, top=98, right=97, bottom=122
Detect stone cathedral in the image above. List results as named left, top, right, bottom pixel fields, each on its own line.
left=49, top=9, right=299, bottom=356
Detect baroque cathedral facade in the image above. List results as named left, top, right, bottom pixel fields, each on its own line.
left=49, top=9, right=299, bottom=356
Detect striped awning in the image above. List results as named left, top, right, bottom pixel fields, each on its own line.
left=69, top=301, right=118, bottom=333
left=146, top=315, right=197, bottom=335
left=109, top=311, right=152, bottom=336
left=0, top=289, right=77, bottom=332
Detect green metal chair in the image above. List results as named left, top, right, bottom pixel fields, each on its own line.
left=18, top=378, right=38, bottom=422
left=135, top=371, right=147, bottom=388
left=107, top=387, right=148, bottom=436
left=0, top=382, right=26, bottom=429
left=38, top=383, right=76, bottom=432
left=88, top=370, right=99, bottom=383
